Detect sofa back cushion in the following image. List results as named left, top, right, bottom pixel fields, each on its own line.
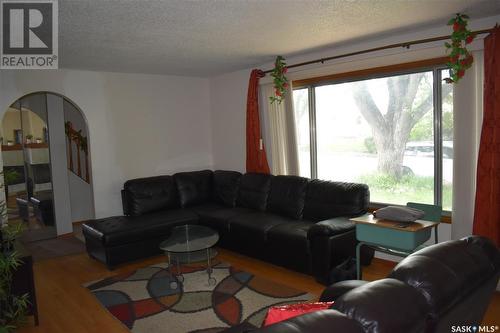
left=303, top=180, right=369, bottom=221
left=335, top=278, right=429, bottom=333
left=388, top=236, right=500, bottom=317
left=237, top=173, right=272, bottom=211
left=212, top=170, right=242, bottom=207
left=174, top=170, right=213, bottom=208
left=123, top=176, right=178, bottom=216
left=267, top=175, right=309, bottom=219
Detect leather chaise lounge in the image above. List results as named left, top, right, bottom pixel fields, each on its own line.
left=82, top=170, right=373, bottom=283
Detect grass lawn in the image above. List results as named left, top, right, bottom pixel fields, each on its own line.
left=358, top=173, right=452, bottom=211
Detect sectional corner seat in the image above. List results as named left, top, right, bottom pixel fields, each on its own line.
left=82, top=170, right=373, bottom=283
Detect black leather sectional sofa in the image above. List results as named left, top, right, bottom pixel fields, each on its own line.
left=82, top=170, right=373, bottom=282
left=254, top=236, right=500, bottom=333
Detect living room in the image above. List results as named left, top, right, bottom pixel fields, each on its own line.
left=0, top=1, right=499, bottom=332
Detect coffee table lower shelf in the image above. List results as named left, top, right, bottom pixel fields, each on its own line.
left=165, top=247, right=217, bottom=289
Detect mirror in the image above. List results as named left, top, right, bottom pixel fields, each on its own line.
left=1, top=93, right=56, bottom=241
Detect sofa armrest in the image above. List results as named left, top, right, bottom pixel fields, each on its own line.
left=307, top=218, right=357, bottom=284
left=121, top=189, right=130, bottom=216
left=319, top=280, right=368, bottom=302
left=308, top=217, right=374, bottom=284
left=307, top=217, right=355, bottom=239
left=252, top=309, right=364, bottom=333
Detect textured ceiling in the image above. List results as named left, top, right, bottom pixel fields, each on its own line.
left=59, top=0, right=500, bottom=77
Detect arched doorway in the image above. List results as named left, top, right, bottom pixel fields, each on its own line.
left=1, top=92, right=94, bottom=241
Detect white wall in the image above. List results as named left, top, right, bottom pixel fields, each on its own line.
left=210, top=69, right=251, bottom=172
left=0, top=69, right=213, bottom=233
left=68, top=171, right=94, bottom=222
left=208, top=15, right=500, bottom=244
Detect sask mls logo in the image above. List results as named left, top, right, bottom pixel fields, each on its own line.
left=1, top=0, right=58, bottom=69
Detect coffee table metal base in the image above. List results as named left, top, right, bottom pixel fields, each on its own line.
left=166, top=247, right=216, bottom=289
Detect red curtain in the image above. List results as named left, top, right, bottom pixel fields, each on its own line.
left=246, top=69, right=270, bottom=174
left=473, top=26, right=500, bottom=247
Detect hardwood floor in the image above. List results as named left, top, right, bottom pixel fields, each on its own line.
left=17, top=249, right=499, bottom=332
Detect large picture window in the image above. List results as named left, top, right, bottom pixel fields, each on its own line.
left=293, top=65, right=453, bottom=211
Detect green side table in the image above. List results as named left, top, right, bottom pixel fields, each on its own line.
left=350, top=214, right=440, bottom=279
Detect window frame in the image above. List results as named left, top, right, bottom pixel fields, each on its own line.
left=293, top=58, right=452, bottom=215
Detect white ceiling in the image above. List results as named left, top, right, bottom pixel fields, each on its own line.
left=59, top=0, right=500, bottom=77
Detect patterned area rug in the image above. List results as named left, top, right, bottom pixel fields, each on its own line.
left=85, top=261, right=312, bottom=332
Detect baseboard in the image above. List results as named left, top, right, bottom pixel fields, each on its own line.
left=374, top=252, right=403, bottom=263
left=57, top=232, right=74, bottom=239
left=72, top=220, right=86, bottom=226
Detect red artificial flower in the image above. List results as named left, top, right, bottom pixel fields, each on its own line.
left=283, top=83, right=289, bottom=89
left=458, top=70, right=465, bottom=78
left=275, top=90, right=282, bottom=97
left=453, top=22, right=461, bottom=32
left=450, top=55, right=459, bottom=63
left=465, top=35, right=475, bottom=44
left=282, top=67, right=288, bottom=74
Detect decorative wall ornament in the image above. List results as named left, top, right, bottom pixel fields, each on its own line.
left=444, top=13, right=476, bottom=83
left=64, top=121, right=90, bottom=182
left=269, top=56, right=289, bottom=104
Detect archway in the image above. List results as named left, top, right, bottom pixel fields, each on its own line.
left=1, top=92, right=94, bottom=241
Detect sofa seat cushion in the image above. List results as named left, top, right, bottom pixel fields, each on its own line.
left=307, top=217, right=356, bottom=239
left=191, top=204, right=254, bottom=233
left=229, top=212, right=296, bottom=242
left=123, top=176, right=179, bottom=216
left=267, top=221, right=314, bottom=252
left=266, top=221, right=315, bottom=272
left=174, top=170, right=213, bottom=208
left=82, top=209, right=198, bottom=246
left=188, top=203, right=226, bottom=214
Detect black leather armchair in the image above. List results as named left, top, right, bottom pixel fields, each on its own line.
left=253, top=236, right=500, bottom=333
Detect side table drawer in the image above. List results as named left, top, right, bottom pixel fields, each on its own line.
left=356, top=224, right=431, bottom=251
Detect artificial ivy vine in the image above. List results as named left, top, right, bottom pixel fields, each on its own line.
left=65, top=121, right=88, bottom=153
left=444, top=13, right=476, bottom=83
left=269, top=56, right=289, bottom=104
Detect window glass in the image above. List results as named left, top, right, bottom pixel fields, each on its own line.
left=314, top=71, right=436, bottom=205
left=442, top=69, right=453, bottom=211
left=293, top=66, right=452, bottom=211
left=292, top=88, right=311, bottom=178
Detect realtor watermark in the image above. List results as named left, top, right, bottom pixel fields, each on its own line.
left=451, top=325, right=499, bottom=332
left=1, top=0, right=58, bottom=69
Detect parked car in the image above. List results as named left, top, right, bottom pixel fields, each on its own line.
left=403, top=141, right=453, bottom=182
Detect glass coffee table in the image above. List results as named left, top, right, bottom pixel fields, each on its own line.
left=159, top=224, right=219, bottom=289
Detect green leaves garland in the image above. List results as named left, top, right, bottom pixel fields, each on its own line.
left=444, top=14, right=476, bottom=83
left=65, top=121, right=88, bottom=153
left=269, top=56, right=289, bottom=104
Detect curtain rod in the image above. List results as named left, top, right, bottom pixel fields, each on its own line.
left=262, top=28, right=493, bottom=74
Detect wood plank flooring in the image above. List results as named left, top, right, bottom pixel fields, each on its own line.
left=17, top=249, right=500, bottom=333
